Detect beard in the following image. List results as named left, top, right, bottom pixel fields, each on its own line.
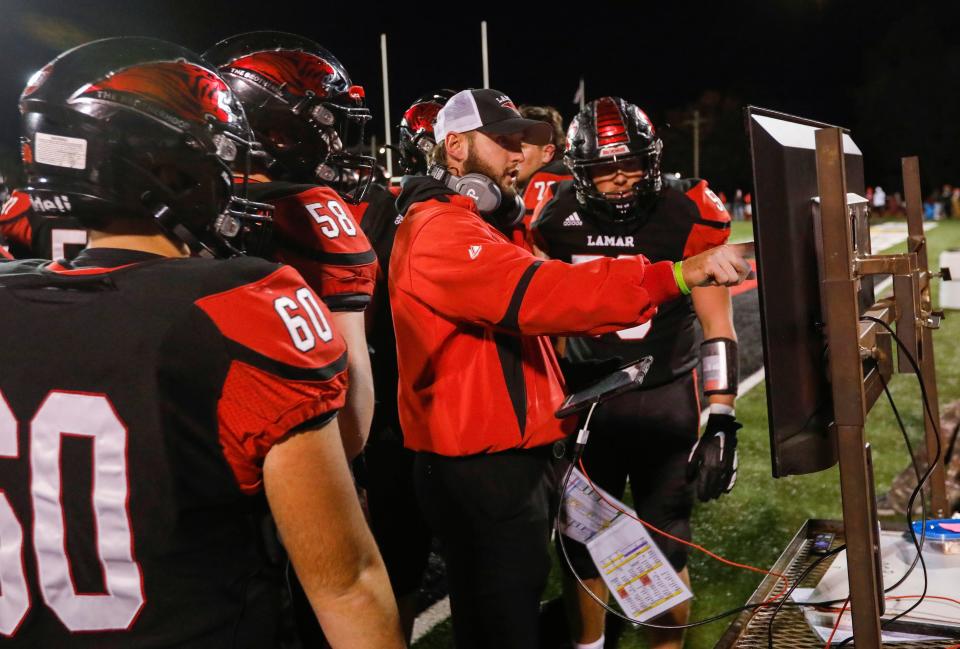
left=463, top=149, right=518, bottom=200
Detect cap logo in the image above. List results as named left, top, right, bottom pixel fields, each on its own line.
left=495, top=94, right=518, bottom=113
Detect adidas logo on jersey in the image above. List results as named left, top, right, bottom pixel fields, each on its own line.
left=563, top=212, right=583, bottom=227
left=587, top=235, right=635, bottom=247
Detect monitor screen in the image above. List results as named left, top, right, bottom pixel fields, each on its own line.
left=746, top=106, right=867, bottom=477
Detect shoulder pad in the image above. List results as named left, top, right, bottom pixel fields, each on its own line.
left=684, top=179, right=730, bottom=224
left=195, top=263, right=345, bottom=370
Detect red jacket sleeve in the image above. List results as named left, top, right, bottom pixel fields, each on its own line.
left=398, top=210, right=680, bottom=337
left=195, top=264, right=349, bottom=494
left=268, top=186, right=378, bottom=311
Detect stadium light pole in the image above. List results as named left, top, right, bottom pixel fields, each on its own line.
left=692, top=109, right=700, bottom=178
left=573, top=77, right=585, bottom=111
left=380, top=33, right=393, bottom=178
left=481, top=21, right=490, bottom=88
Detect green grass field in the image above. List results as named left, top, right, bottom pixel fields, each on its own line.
left=414, top=219, right=960, bottom=648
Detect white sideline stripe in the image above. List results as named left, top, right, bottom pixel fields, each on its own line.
left=411, top=596, right=450, bottom=643
left=412, top=222, right=939, bottom=643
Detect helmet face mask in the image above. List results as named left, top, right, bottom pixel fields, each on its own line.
left=19, top=37, right=273, bottom=257
left=205, top=32, right=376, bottom=203
left=565, top=97, right=663, bottom=222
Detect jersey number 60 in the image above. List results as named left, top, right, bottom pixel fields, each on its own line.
left=0, top=391, right=144, bottom=636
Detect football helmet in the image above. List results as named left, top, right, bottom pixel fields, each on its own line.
left=205, top=31, right=375, bottom=202
left=565, top=96, right=662, bottom=221
left=397, top=89, right=456, bottom=176
left=20, top=37, right=271, bottom=257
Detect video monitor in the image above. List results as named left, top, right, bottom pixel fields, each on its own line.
left=746, top=106, right=868, bottom=478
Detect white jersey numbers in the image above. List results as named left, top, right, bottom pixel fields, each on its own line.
left=305, top=199, right=358, bottom=239
left=0, top=390, right=144, bottom=637
left=275, top=287, right=335, bottom=352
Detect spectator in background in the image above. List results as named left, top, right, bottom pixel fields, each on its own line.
left=873, top=185, right=887, bottom=216
left=951, top=187, right=960, bottom=219
left=744, top=192, right=753, bottom=220
left=924, top=193, right=937, bottom=221
left=888, top=191, right=903, bottom=216
left=732, top=188, right=745, bottom=220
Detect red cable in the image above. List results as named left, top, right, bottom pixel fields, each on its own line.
left=576, top=458, right=792, bottom=603
left=817, top=595, right=960, bottom=647
left=824, top=598, right=850, bottom=648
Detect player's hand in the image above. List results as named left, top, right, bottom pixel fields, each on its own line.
left=681, top=242, right=753, bottom=288
left=686, top=413, right=741, bottom=502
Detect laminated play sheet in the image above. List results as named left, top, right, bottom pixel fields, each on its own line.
left=586, top=516, right=692, bottom=622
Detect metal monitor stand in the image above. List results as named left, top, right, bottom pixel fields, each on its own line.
left=814, top=128, right=947, bottom=646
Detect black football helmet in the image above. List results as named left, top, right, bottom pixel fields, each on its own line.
left=204, top=31, right=375, bottom=202
left=396, top=89, right=456, bottom=176
left=19, top=37, right=271, bottom=257
left=565, top=96, right=663, bottom=221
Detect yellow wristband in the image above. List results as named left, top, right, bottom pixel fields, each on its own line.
left=674, top=261, right=691, bottom=295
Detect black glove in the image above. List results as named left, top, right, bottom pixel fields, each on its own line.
left=686, top=413, right=741, bottom=502
left=558, top=356, right=625, bottom=393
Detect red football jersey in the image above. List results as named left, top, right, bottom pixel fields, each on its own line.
left=245, top=181, right=378, bottom=311
left=521, top=159, right=572, bottom=228
left=511, top=160, right=572, bottom=250
left=0, top=249, right=346, bottom=647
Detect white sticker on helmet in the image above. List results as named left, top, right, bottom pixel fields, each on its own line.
left=599, top=144, right=629, bottom=158
left=34, top=133, right=87, bottom=170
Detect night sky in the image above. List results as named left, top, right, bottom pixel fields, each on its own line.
left=0, top=0, right=956, bottom=194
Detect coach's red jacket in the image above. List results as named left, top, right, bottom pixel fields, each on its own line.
left=390, top=177, right=682, bottom=456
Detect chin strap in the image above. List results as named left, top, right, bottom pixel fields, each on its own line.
left=151, top=204, right=218, bottom=258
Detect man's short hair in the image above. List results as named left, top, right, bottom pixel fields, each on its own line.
left=519, top=105, right=565, bottom=152
left=429, top=140, right=447, bottom=168
left=429, top=131, right=476, bottom=169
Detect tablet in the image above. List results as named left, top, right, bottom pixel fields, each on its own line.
left=555, top=356, right=654, bottom=419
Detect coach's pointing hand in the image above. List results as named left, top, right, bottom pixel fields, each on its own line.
left=681, top=242, right=753, bottom=288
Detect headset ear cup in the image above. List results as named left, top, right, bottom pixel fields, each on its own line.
left=455, top=173, right=501, bottom=214
left=489, top=193, right=524, bottom=229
